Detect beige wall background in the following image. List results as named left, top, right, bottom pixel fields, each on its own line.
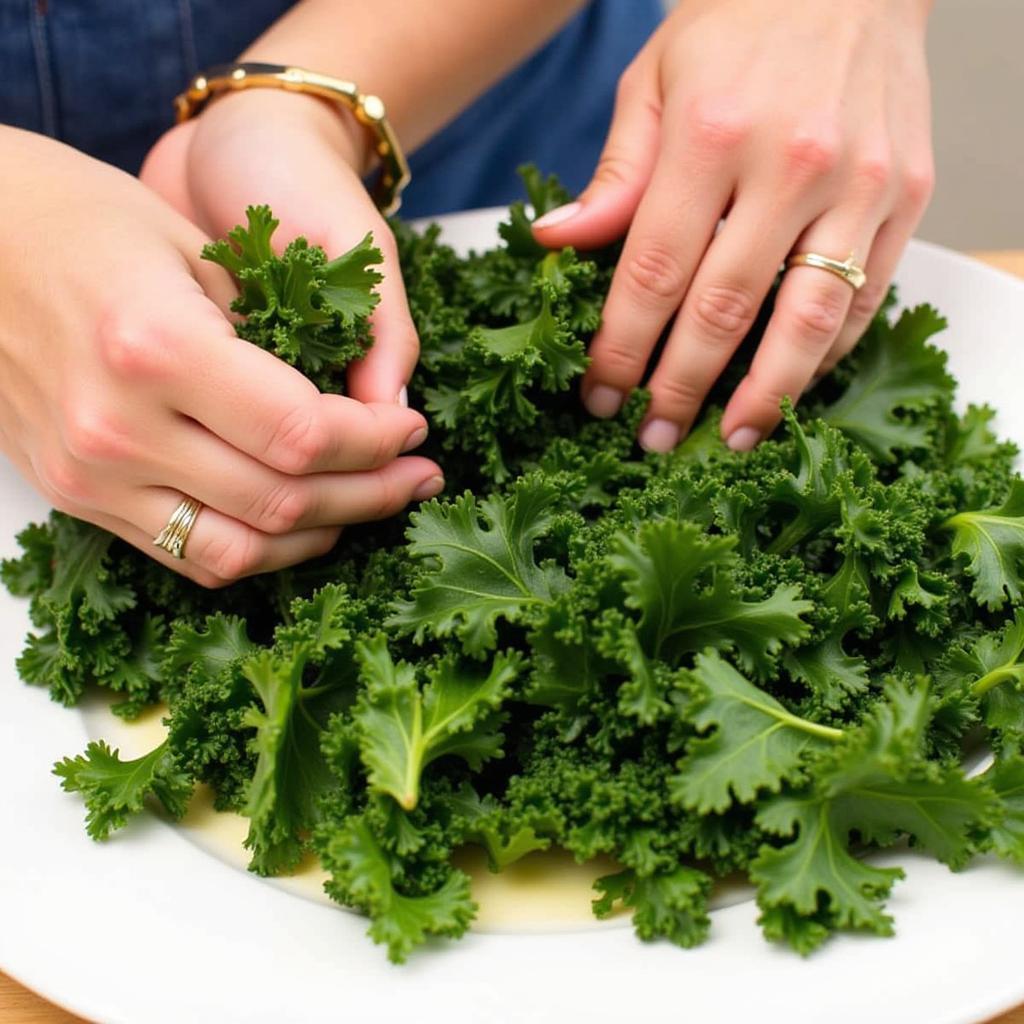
left=922, top=0, right=1024, bottom=249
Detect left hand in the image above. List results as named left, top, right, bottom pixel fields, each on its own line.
left=533, top=0, right=934, bottom=453
left=141, top=87, right=417, bottom=406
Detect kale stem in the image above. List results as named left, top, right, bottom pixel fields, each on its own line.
left=768, top=518, right=812, bottom=556
left=971, top=666, right=1024, bottom=697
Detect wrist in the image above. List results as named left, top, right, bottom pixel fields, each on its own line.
left=196, top=85, right=373, bottom=175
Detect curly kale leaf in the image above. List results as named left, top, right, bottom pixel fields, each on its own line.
left=389, top=478, right=570, bottom=654
left=354, top=635, right=520, bottom=809
left=202, top=205, right=382, bottom=388
left=751, top=681, right=996, bottom=951
left=821, top=304, right=952, bottom=461
left=985, top=753, right=1024, bottom=864
left=593, top=866, right=712, bottom=948
left=322, top=817, right=476, bottom=963
left=670, top=651, right=842, bottom=814
left=54, top=739, right=191, bottom=840
left=610, top=520, right=812, bottom=675
left=945, top=478, right=1024, bottom=610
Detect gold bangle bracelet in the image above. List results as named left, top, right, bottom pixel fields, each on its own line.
left=173, top=62, right=410, bottom=216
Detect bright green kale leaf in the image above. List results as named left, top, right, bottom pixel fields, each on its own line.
left=202, top=205, right=382, bottom=387
left=164, top=613, right=256, bottom=687
left=354, top=636, right=520, bottom=809
left=943, top=608, right=1024, bottom=737
left=821, top=304, right=952, bottom=461
left=670, top=651, right=842, bottom=814
left=985, top=754, right=1024, bottom=863
left=242, top=639, right=355, bottom=874
left=945, top=479, right=1024, bottom=610
left=54, top=739, right=191, bottom=840
left=322, top=817, right=476, bottom=963
left=498, top=164, right=573, bottom=258
left=445, top=783, right=550, bottom=870
left=389, top=478, right=570, bottom=654
left=753, top=793, right=906, bottom=946
left=610, top=520, right=812, bottom=675
left=768, top=409, right=871, bottom=554
left=45, top=515, right=135, bottom=621
left=593, top=866, right=712, bottom=948
left=752, top=681, right=995, bottom=951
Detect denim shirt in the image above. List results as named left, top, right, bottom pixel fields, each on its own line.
left=0, top=0, right=662, bottom=216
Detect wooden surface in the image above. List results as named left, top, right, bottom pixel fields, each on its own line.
left=3, top=248, right=1023, bottom=1024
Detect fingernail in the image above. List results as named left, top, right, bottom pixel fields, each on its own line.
left=532, top=202, right=582, bottom=230
left=413, top=475, right=445, bottom=501
left=584, top=385, right=624, bottom=419
left=639, top=419, right=681, bottom=454
left=397, top=386, right=409, bottom=407
left=726, top=426, right=761, bottom=452
left=401, top=426, right=428, bottom=453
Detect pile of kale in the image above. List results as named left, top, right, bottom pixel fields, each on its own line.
left=4, top=170, right=1024, bottom=963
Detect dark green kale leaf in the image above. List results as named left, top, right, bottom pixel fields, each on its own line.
left=321, top=817, right=476, bottom=963
left=610, top=520, right=813, bottom=675
left=54, top=739, right=191, bottom=840
left=820, top=304, right=953, bottom=462
left=389, top=477, right=570, bottom=654
left=202, top=205, right=382, bottom=391
left=670, top=651, right=842, bottom=814
left=353, top=635, right=520, bottom=810
left=945, top=479, right=1024, bottom=610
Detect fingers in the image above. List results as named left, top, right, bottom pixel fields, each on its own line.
left=634, top=191, right=803, bottom=451
left=720, top=216, right=880, bottom=447
left=576, top=101, right=740, bottom=419
left=115, top=489, right=343, bottom=588
left=816, top=208, right=928, bottom=379
left=94, top=284, right=430, bottom=475
left=142, top=415, right=443, bottom=534
left=531, top=57, right=662, bottom=250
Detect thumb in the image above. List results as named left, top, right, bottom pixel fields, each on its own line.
left=531, top=62, right=662, bottom=250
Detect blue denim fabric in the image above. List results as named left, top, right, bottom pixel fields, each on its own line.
left=0, top=0, right=662, bottom=215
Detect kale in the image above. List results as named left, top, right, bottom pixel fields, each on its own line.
left=5, top=168, right=1024, bottom=963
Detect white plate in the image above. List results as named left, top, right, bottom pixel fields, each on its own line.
left=3, top=212, right=1024, bottom=1024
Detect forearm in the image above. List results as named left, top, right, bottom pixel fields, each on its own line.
left=240, top=0, right=586, bottom=155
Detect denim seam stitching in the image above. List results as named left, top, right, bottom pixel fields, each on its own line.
left=26, top=0, right=57, bottom=138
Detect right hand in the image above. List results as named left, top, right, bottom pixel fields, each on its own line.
left=0, top=129, right=444, bottom=587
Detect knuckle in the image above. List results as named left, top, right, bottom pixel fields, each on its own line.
left=688, top=283, right=758, bottom=343
left=591, top=337, right=647, bottom=383
left=622, top=245, right=687, bottom=302
left=783, top=130, right=841, bottom=178
left=365, top=404, right=398, bottom=467
left=266, top=403, right=329, bottom=474
left=851, top=152, right=894, bottom=199
left=902, top=160, right=936, bottom=209
left=62, top=403, right=131, bottom=464
left=593, top=150, right=638, bottom=189
left=687, top=99, right=750, bottom=153
left=789, top=290, right=848, bottom=347
left=96, top=309, right=169, bottom=380
left=848, top=282, right=888, bottom=324
left=200, top=530, right=264, bottom=583
left=369, top=471, right=401, bottom=521
left=37, top=453, right=92, bottom=503
left=251, top=482, right=310, bottom=534
left=648, top=372, right=706, bottom=413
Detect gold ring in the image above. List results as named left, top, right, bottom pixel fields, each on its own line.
left=785, top=251, right=867, bottom=291
left=153, top=497, right=203, bottom=560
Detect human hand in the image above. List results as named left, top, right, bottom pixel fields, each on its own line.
left=533, top=0, right=934, bottom=452
left=0, top=128, right=442, bottom=586
left=141, top=86, right=415, bottom=405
